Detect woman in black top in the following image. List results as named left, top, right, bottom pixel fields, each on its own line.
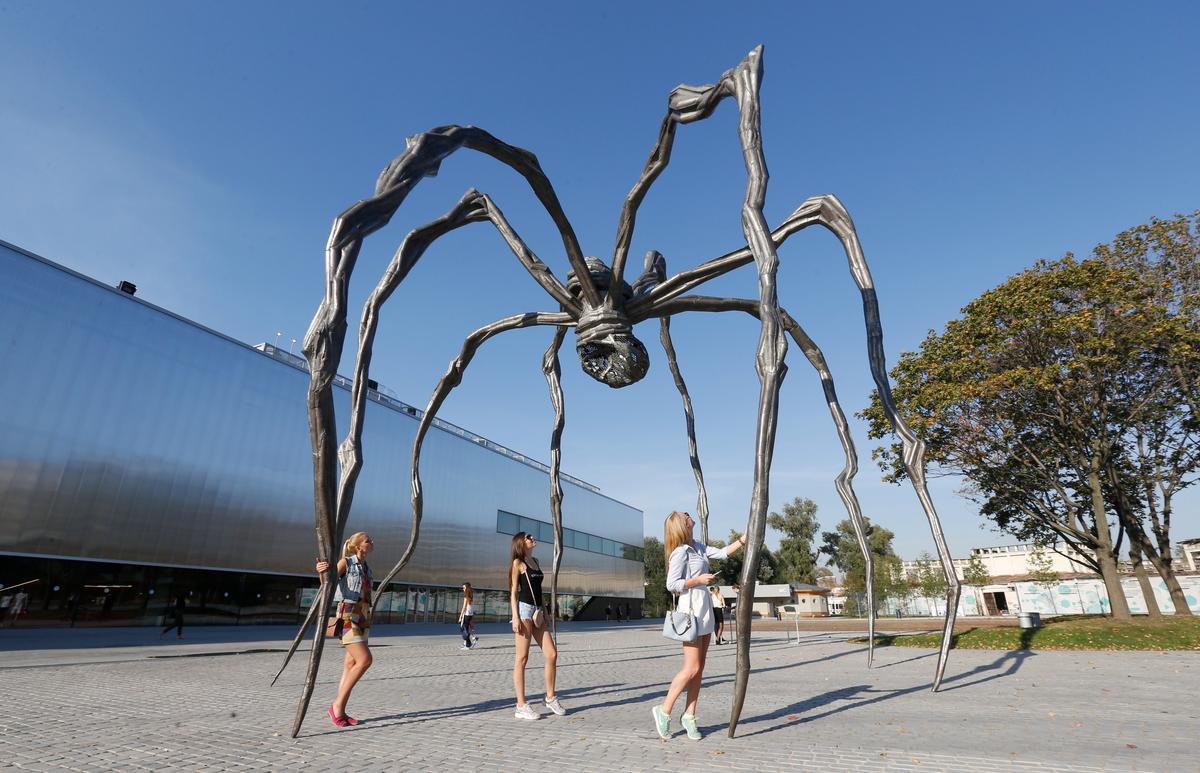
left=509, top=531, right=566, bottom=720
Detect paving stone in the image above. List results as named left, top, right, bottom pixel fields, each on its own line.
left=0, top=623, right=1195, bottom=772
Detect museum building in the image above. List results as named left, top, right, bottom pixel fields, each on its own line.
left=0, top=240, right=644, bottom=627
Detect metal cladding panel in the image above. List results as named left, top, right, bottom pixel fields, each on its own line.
left=0, top=243, right=643, bottom=597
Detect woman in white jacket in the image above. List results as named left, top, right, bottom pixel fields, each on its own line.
left=652, top=511, right=745, bottom=741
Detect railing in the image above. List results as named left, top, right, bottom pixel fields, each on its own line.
left=254, top=343, right=601, bottom=493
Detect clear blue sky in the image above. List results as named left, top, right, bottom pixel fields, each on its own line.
left=2, top=2, right=1197, bottom=562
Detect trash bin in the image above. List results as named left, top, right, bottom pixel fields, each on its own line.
left=1018, top=612, right=1041, bottom=629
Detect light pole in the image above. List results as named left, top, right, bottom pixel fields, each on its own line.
left=274, top=331, right=283, bottom=350
left=289, top=338, right=298, bottom=356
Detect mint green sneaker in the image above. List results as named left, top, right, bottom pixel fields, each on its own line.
left=652, top=705, right=671, bottom=739
left=681, top=713, right=702, bottom=741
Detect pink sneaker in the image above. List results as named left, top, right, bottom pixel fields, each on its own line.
left=328, top=704, right=349, bottom=728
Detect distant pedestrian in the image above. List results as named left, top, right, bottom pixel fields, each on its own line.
left=316, top=531, right=375, bottom=728
left=605, top=604, right=611, bottom=621
left=458, top=583, right=477, bottom=649
left=625, top=602, right=632, bottom=622
left=159, top=594, right=186, bottom=639
left=653, top=511, right=745, bottom=741
left=510, top=531, right=566, bottom=720
left=710, top=587, right=726, bottom=644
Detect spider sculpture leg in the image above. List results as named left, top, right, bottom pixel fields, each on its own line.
left=542, top=326, right=568, bottom=634
left=641, top=192, right=961, bottom=694
left=660, top=314, right=712, bottom=545
left=295, top=125, right=600, bottom=737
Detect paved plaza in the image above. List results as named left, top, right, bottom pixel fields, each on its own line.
left=0, top=621, right=1195, bottom=772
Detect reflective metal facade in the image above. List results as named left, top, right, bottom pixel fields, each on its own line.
left=0, top=242, right=643, bottom=597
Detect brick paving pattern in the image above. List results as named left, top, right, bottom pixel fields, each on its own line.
left=0, top=622, right=1195, bottom=772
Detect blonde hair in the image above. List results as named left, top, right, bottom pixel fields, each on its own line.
left=663, top=511, right=693, bottom=574
left=343, top=532, right=370, bottom=557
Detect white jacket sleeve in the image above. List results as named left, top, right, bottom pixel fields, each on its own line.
left=704, top=543, right=729, bottom=560
left=666, top=546, right=689, bottom=594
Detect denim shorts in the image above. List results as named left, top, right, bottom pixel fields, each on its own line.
left=518, top=601, right=537, bottom=620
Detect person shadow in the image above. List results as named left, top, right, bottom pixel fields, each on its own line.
left=731, top=628, right=1039, bottom=738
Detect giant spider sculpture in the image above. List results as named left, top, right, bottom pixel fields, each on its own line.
left=279, top=46, right=961, bottom=738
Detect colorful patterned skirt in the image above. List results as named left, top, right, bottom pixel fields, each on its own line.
left=336, top=600, right=370, bottom=646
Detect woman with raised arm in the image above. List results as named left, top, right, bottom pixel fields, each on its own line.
left=315, top=531, right=374, bottom=728
left=509, top=531, right=566, bottom=720
left=653, top=512, right=745, bottom=741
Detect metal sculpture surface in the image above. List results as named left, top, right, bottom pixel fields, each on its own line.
left=281, top=46, right=960, bottom=738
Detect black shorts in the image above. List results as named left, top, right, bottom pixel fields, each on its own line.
left=714, top=608, right=724, bottom=624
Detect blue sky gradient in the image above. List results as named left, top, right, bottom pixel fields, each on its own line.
left=2, top=2, right=1197, bottom=561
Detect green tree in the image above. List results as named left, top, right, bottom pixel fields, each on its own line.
left=642, top=537, right=668, bottom=617
left=1092, top=212, right=1200, bottom=616
left=1027, top=544, right=1062, bottom=613
left=712, top=530, right=776, bottom=586
left=766, top=497, right=820, bottom=585
left=863, top=243, right=1200, bottom=620
left=961, top=553, right=992, bottom=616
left=912, top=551, right=949, bottom=616
left=819, top=517, right=902, bottom=615
left=961, top=553, right=992, bottom=587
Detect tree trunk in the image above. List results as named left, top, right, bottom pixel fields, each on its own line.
left=1129, top=544, right=1162, bottom=618
left=1088, top=468, right=1132, bottom=619
left=1145, top=551, right=1194, bottom=616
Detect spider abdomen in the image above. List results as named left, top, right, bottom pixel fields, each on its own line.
left=575, top=307, right=650, bottom=388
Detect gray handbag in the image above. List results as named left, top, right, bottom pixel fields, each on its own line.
left=662, top=546, right=699, bottom=642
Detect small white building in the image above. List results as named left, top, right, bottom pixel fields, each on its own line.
left=1178, top=538, right=1200, bottom=572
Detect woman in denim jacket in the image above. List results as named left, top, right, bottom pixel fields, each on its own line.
left=652, top=512, right=745, bottom=741
left=315, top=531, right=374, bottom=727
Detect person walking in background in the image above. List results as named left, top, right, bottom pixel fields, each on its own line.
left=458, top=583, right=477, bottom=650
left=159, top=593, right=186, bottom=639
left=316, top=531, right=375, bottom=728
left=605, top=604, right=611, bottom=621
left=625, top=602, right=632, bottom=622
left=653, top=511, right=746, bottom=741
left=710, top=586, right=726, bottom=645
left=510, top=531, right=566, bottom=720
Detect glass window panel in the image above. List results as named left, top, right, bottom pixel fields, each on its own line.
left=563, top=529, right=577, bottom=549
left=518, top=516, right=539, bottom=537
left=497, top=511, right=518, bottom=535
left=539, top=521, right=556, bottom=542
left=589, top=534, right=602, bottom=553
left=602, top=538, right=616, bottom=557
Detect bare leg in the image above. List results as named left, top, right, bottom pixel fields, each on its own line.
left=662, top=639, right=704, bottom=714
left=534, top=621, right=559, bottom=700
left=513, top=620, right=533, bottom=706
left=331, top=643, right=371, bottom=717
left=683, top=634, right=711, bottom=717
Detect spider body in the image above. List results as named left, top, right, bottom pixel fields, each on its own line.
left=568, top=257, right=650, bottom=387
left=283, top=45, right=963, bottom=740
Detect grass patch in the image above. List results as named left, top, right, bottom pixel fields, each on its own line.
left=852, top=615, right=1200, bottom=651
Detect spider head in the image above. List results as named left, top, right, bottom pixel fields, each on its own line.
left=568, top=258, right=649, bottom=388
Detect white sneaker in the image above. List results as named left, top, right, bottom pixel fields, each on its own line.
left=544, top=696, right=567, bottom=716
left=459, top=644, right=470, bottom=650
left=514, top=703, right=541, bottom=720
left=471, top=635, right=478, bottom=644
